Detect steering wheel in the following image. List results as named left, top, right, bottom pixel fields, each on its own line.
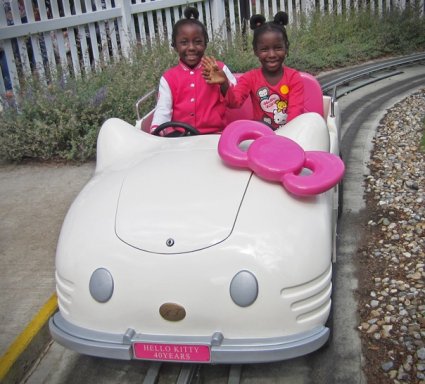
left=152, top=121, right=200, bottom=137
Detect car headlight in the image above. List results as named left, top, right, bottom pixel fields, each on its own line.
left=89, top=268, right=114, bottom=303
left=230, top=270, right=258, bottom=307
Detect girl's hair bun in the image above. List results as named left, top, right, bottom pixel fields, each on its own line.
left=184, top=6, right=199, bottom=20
left=250, top=14, right=266, bottom=30
left=273, top=11, right=289, bottom=26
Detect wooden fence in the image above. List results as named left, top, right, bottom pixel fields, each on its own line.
left=0, top=0, right=423, bottom=96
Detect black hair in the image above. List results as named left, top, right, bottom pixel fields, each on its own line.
left=171, top=7, right=209, bottom=47
left=250, top=12, right=289, bottom=52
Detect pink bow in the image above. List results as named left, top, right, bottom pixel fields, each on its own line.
left=218, top=120, right=345, bottom=196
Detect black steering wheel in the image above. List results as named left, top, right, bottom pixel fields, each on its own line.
left=152, top=121, right=200, bottom=137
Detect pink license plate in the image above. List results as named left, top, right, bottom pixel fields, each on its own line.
left=133, top=342, right=210, bottom=362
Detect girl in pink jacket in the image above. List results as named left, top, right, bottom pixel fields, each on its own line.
left=150, top=7, right=236, bottom=136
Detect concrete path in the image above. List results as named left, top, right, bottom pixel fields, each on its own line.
left=0, top=162, right=94, bottom=359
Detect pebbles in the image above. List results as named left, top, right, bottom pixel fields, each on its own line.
left=358, top=89, right=425, bottom=383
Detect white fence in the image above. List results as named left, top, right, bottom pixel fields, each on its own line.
left=0, top=0, right=423, bottom=96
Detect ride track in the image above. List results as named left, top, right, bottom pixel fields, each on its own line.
left=20, top=53, right=425, bottom=384
left=134, top=52, right=425, bottom=384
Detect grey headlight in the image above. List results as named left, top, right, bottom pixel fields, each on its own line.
left=230, top=270, right=258, bottom=307
left=89, top=268, right=114, bottom=303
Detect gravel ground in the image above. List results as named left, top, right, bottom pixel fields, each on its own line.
left=356, top=89, right=425, bottom=383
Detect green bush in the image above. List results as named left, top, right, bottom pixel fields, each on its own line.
left=0, top=9, right=424, bottom=162
left=0, top=44, right=176, bottom=161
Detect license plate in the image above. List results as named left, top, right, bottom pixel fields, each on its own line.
left=133, top=342, right=210, bottom=362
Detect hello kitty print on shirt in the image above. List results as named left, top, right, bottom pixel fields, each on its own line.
left=257, top=85, right=289, bottom=128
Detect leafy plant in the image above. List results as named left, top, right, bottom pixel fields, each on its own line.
left=0, top=9, right=424, bottom=162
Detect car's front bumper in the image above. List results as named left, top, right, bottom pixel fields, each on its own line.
left=49, top=312, right=329, bottom=363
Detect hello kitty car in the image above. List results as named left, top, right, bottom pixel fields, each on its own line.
left=49, top=73, right=344, bottom=364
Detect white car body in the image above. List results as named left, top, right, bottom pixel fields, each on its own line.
left=49, top=73, right=342, bottom=364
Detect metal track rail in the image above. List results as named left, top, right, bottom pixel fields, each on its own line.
left=141, top=362, right=241, bottom=384
left=320, top=52, right=425, bottom=117
left=321, top=52, right=425, bottom=98
left=143, top=362, right=162, bottom=384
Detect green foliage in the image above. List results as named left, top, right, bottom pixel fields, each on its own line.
left=286, top=8, right=425, bottom=73
left=207, top=32, right=258, bottom=73
left=0, top=43, right=176, bottom=162
left=0, top=9, right=424, bottom=162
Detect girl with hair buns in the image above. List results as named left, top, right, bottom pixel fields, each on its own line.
left=150, top=7, right=236, bottom=136
left=203, top=12, right=317, bottom=131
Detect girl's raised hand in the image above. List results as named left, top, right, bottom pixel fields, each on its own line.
left=202, top=56, right=227, bottom=84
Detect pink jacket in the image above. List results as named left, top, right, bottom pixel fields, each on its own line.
left=151, top=60, right=236, bottom=134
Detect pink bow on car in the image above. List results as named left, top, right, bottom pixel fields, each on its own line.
left=218, top=120, right=345, bottom=196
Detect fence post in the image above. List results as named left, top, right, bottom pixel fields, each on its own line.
left=209, top=0, right=227, bottom=41
left=300, top=0, right=315, bottom=17
left=300, top=0, right=316, bottom=21
left=116, top=0, right=132, bottom=58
